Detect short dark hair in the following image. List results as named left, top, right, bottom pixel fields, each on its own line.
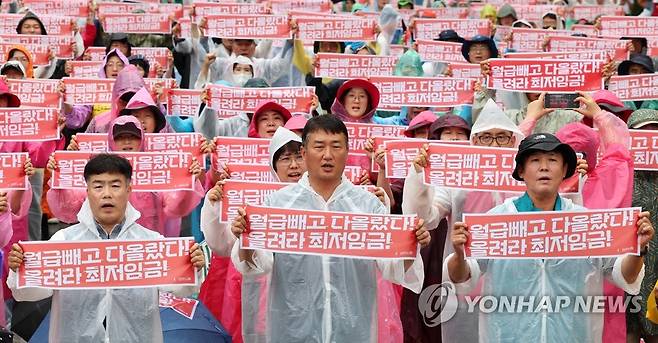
left=105, top=40, right=132, bottom=56
left=83, top=154, right=132, bottom=182
left=302, top=115, right=349, bottom=147
left=272, top=141, right=303, bottom=172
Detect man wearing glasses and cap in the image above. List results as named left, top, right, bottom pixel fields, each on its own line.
left=446, top=132, right=655, bottom=342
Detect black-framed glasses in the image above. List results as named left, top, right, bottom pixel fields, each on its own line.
left=476, top=134, right=512, bottom=146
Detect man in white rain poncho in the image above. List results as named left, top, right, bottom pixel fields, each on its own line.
left=402, top=99, right=525, bottom=341
left=7, top=154, right=205, bottom=343
left=230, top=115, right=430, bottom=342
left=446, top=132, right=655, bottom=343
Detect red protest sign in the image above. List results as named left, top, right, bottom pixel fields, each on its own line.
left=166, top=89, right=202, bottom=117
left=599, top=16, right=658, bottom=37
left=193, top=2, right=268, bottom=16
left=413, top=19, right=491, bottom=41
left=220, top=180, right=287, bottom=223
left=508, top=27, right=575, bottom=52
left=295, top=16, right=377, bottom=42
left=487, top=58, right=604, bottom=93
left=98, top=1, right=181, bottom=17
left=0, top=107, right=59, bottom=142
left=628, top=130, right=658, bottom=171
left=101, top=13, right=171, bottom=34
left=204, top=14, right=290, bottom=39
left=21, top=0, right=89, bottom=17
left=464, top=207, right=641, bottom=259
left=0, top=42, right=49, bottom=66
left=0, top=153, right=28, bottom=190
left=0, top=34, right=72, bottom=60
left=370, top=76, right=475, bottom=110
left=62, top=78, right=115, bottom=105
left=0, top=14, right=73, bottom=36
left=68, top=61, right=103, bottom=78
left=51, top=151, right=195, bottom=192
left=547, top=36, right=629, bottom=61
left=242, top=205, right=419, bottom=259
left=424, top=143, right=524, bottom=192
left=345, top=122, right=406, bottom=155
left=227, top=163, right=277, bottom=182
left=17, top=238, right=197, bottom=289
left=215, top=137, right=270, bottom=165
left=159, top=292, right=199, bottom=320
left=75, top=133, right=205, bottom=166
left=504, top=50, right=608, bottom=61
left=415, top=40, right=465, bottom=63
left=314, top=53, right=397, bottom=79
left=607, top=74, right=658, bottom=102
left=7, top=79, right=59, bottom=108
left=206, top=84, right=314, bottom=114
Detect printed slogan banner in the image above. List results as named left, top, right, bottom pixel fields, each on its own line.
left=0, top=14, right=73, bottom=36
left=314, top=53, right=397, bottom=79
left=464, top=207, right=641, bottom=258
left=68, top=60, right=103, bottom=78
left=599, top=16, right=658, bottom=37
left=51, top=151, right=195, bottom=192
left=204, top=14, right=291, bottom=39
left=220, top=180, right=287, bottom=223
left=424, top=143, right=526, bottom=192
left=17, top=238, right=198, bottom=289
left=547, top=36, right=629, bottom=61
left=0, top=107, right=59, bottom=141
left=487, top=58, right=604, bottom=93
left=415, top=40, right=465, bottom=63
left=166, top=89, right=202, bottom=117
left=0, top=42, right=50, bottom=66
left=242, top=205, right=419, bottom=259
left=7, top=79, right=59, bottom=108
left=369, top=76, right=475, bottom=110
left=19, top=0, right=89, bottom=17
left=83, top=47, right=170, bottom=78
left=101, top=13, right=171, bottom=34
left=383, top=140, right=468, bottom=178
left=607, top=74, right=658, bottom=102
left=507, top=28, right=574, bottom=52
left=0, top=153, right=28, bottom=190
left=206, top=84, right=314, bottom=114
left=413, top=19, right=491, bottom=41
left=159, top=292, right=199, bottom=320
left=295, top=16, right=376, bottom=41
left=0, top=34, right=73, bottom=62
left=63, top=78, right=114, bottom=105
left=214, top=137, right=270, bottom=165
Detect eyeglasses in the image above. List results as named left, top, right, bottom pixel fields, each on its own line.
left=477, top=134, right=512, bottom=146
left=276, top=154, right=304, bottom=167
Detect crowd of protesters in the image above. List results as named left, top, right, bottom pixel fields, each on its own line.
left=0, top=0, right=656, bottom=342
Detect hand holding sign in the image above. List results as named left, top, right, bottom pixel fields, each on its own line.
left=451, top=221, right=470, bottom=259
left=189, top=243, right=205, bottom=270
left=638, top=211, right=655, bottom=251
left=415, top=218, right=430, bottom=249
left=231, top=207, right=248, bottom=239
left=207, top=181, right=225, bottom=204
left=412, top=144, right=429, bottom=173
left=8, top=243, right=23, bottom=272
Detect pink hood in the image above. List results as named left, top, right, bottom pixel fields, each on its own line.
left=108, top=116, right=145, bottom=151
left=119, top=86, right=167, bottom=133
left=98, top=48, right=129, bottom=78
left=556, top=122, right=600, bottom=171
left=93, top=65, right=146, bottom=129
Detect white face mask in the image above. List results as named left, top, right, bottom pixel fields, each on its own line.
left=233, top=73, right=251, bottom=87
